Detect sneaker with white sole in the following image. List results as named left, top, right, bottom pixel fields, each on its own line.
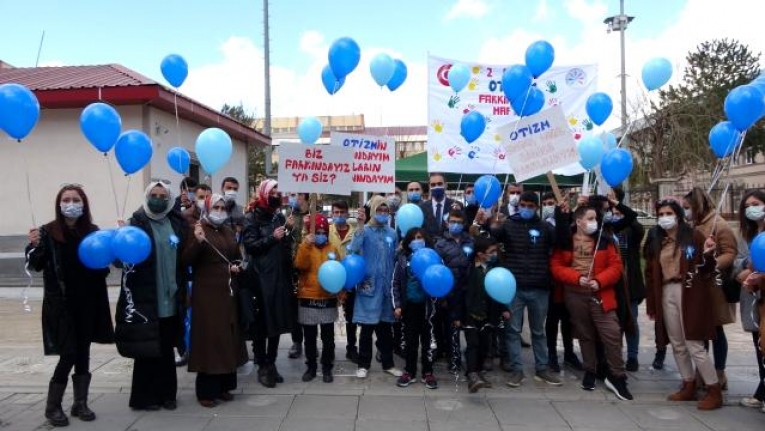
left=356, top=368, right=368, bottom=378
left=535, top=370, right=563, bottom=386
left=740, top=397, right=763, bottom=408
left=605, top=374, right=633, bottom=401
left=505, top=371, right=525, bottom=388
left=384, top=367, right=403, bottom=377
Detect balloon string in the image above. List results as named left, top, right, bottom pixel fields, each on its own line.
left=121, top=264, right=147, bottom=323
left=22, top=147, right=37, bottom=228
left=22, top=247, right=35, bottom=312
left=104, top=154, right=121, bottom=220
left=120, top=175, right=132, bottom=221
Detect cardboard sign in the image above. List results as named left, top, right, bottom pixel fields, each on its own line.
left=278, top=143, right=352, bottom=195
left=330, top=132, right=396, bottom=193
left=499, top=105, right=580, bottom=183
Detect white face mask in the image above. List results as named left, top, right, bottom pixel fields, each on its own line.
left=508, top=194, right=520, bottom=206
left=224, top=190, right=238, bottom=202
left=658, top=215, right=677, bottom=231
left=746, top=205, right=765, bottom=222
left=582, top=220, right=598, bottom=235
left=541, top=205, right=555, bottom=219
left=196, top=199, right=206, bottom=211
left=208, top=210, right=227, bottom=226
left=60, top=202, right=83, bottom=219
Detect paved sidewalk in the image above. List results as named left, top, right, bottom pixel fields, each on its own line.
left=0, top=293, right=763, bottom=430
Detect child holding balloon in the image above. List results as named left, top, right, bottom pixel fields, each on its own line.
left=293, top=214, right=341, bottom=383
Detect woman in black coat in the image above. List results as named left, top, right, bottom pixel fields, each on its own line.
left=242, top=179, right=295, bottom=388
left=114, top=180, right=187, bottom=411
left=27, top=184, right=114, bottom=427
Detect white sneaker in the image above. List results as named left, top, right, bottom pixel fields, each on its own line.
left=384, top=367, right=403, bottom=377
left=740, top=397, right=763, bottom=408
left=356, top=368, right=368, bottom=378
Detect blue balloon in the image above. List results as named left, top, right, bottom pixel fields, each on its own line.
left=342, top=254, right=366, bottom=290
left=115, top=130, right=153, bottom=175
left=421, top=264, right=454, bottom=298
left=502, top=65, right=533, bottom=102
left=474, top=175, right=502, bottom=208
left=525, top=40, right=555, bottom=78
left=111, top=226, right=152, bottom=265
left=602, top=132, right=617, bottom=150
left=600, top=148, right=633, bottom=187
left=386, top=59, right=408, bottom=91
left=484, top=267, right=517, bottom=305
left=411, top=248, right=442, bottom=279
left=511, top=86, right=545, bottom=117
left=577, top=136, right=606, bottom=170
left=78, top=230, right=115, bottom=269
left=195, top=128, right=232, bottom=174
left=321, top=64, right=345, bottom=95
left=751, top=77, right=765, bottom=97
left=328, top=37, right=361, bottom=80
left=724, top=85, right=765, bottom=132
left=167, top=147, right=191, bottom=174
left=318, top=260, right=346, bottom=294
left=396, top=203, right=424, bottom=236
left=80, top=102, right=122, bottom=153
left=0, top=83, right=40, bottom=140
left=448, top=63, right=471, bottom=93
left=370, top=53, right=395, bottom=87
left=641, top=57, right=673, bottom=91
left=460, top=111, right=486, bottom=143
left=709, top=121, right=741, bottom=158
left=585, top=92, right=613, bottom=126
left=160, top=54, right=188, bottom=88
left=751, top=232, right=765, bottom=272
left=297, top=116, right=322, bottom=144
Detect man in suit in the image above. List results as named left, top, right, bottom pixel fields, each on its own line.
left=419, top=173, right=461, bottom=239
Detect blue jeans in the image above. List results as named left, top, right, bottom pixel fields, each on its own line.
left=506, top=289, right=549, bottom=372
left=625, top=300, right=640, bottom=361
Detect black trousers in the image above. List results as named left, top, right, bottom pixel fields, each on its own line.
left=402, top=302, right=433, bottom=376
left=752, top=332, right=765, bottom=401
left=465, top=318, right=494, bottom=374
left=290, top=295, right=303, bottom=345
left=252, top=332, right=280, bottom=367
left=303, top=323, right=335, bottom=368
left=393, top=321, right=404, bottom=352
left=545, top=299, right=575, bottom=359
left=195, top=372, right=237, bottom=400
left=129, top=317, right=178, bottom=409
left=52, top=333, right=91, bottom=384
left=358, top=322, right=394, bottom=370
left=344, top=292, right=357, bottom=352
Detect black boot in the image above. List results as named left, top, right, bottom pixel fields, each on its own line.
left=45, top=380, right=69, bottom=427
left=322, top=365, right=334, bottom=383
left=302, top=365, right=317, bottom=382
left=70, top=373, right=96, bottom=421
left=271, top=364, right=284, bottom=383
left=258, top=366, right=275, bottom=388
left=652, top=348, right=666, bottom=370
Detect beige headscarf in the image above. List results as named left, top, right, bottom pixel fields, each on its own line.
left=143, top=181, right=175, bottom=221
left=367, top=195, right=389, bottom=227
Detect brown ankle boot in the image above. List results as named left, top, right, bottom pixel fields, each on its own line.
left=698, top=383, right=723, bottom=410
left=668, top=380, right=697, bottom=401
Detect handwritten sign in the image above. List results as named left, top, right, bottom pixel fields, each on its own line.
left=330, top=132, right=396, bottom=193
left=498, top=105, right=580, bottom=183
left=278, top=143, right=352, bottom=195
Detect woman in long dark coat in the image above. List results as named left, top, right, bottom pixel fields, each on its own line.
left=242, top=179, right=295, bottom=387
left=182, top=194, right=243, bottom=407
left=27, top=184, right=114, bottom=427
left=114, top=180, right=187, bottom=411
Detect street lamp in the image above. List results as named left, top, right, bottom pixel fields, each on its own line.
left=604, top=0, right=634, bottom=203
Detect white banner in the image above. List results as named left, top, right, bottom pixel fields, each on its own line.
left=499, top=106, right=580, bottom=183
left=330, top=132, right=396, bottom=193
left=278, top=143, right=353, bottom=195
left=427, top=55, right=597, bottom=176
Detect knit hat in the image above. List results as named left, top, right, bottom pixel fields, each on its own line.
left=309, top=213, right=329, bottom=232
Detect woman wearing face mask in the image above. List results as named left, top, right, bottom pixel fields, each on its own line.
left=26, top=185, right=114, bottom=427
left=293, top=214, right=341, bottom=383
left=242, top=179, right=296, bottom=387
left=643, top=198, right=721, bottom=410
left=181, top=195, right=244, bottom=407
left=732, top=189, right=765, bottom=411
left=392, top=228, right=438, bottom=389
left=116, top=180, right=187, bottom=411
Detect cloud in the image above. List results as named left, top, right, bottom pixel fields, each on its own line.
left=444, top=0, right=490, bottom=21
left=533, top=0, right=549, bottom=23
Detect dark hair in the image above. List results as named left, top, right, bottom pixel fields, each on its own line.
left=447, top=209, right=465, bottom=221
left=464, top=183, right=474, bottom=190
left=739, top=189, right=765, bottom=243
left=644, top=199, right=693, bottom=260
left=613, top=187, right=625, bottom=203
left=573, top=205, right=596, bottom=221
left=331, top=200, right=349, bottom=211
left=221, top=177, right=239, bottom=188
left=473, top=235, right=498, bottom=255
left=684, top=186, right=714, bottom=225
left=541, top=191, right=556, bottom=202
left=401, top=228, right=433, bottom=255
left=587, top=194, right=610, bottom=210
left=196, top=184, right=212, bottom=193
left=181, top=176, right=198, bottom=191
left=519, top=191, right=539, bottom=205
left=50, top=185, right=95, bottom=242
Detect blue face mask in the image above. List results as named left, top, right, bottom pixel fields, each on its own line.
left=430, top=187, right=445, bottom=200
left=374, top=214, right=389, bottom=224
left=314, top=234, right=327, bottom=246
left=465, top=193, right=476, bottom=205
left=410, top=239, right=425, bottom=251
left=488, top=253, right=498, bottom=264
left=519, top=207, right=536, bottom=220
left=333, top=216, right=347, bottom=225
left=288, top=196, right=298, bottom=209
left=408, top=192, right=421, bottom=203
left=448, top=222, right=464, bottom=235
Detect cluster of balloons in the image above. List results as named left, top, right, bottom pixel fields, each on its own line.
left=501, top=41, right=555, bottom=119
left=0, top=83, right=40, bottom=141
left=708, top=75, right=765, bottom=159
left=370, top=53, right=408, bottom=90
left=445, top=62, right=487, bottom=144
left=78, top=226, right=152, bottom=269
left=318, top=251, right=367, bottom=294
left=577, top=135, right=633, bottom=187
left=322, top=37, right=409, bottom=96
left=411, top=248, right=453, bottom=298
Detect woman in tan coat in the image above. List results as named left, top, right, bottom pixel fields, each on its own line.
left=682, top=187, right=738, bottom=388
left=182, top=194, right=243, bottom=407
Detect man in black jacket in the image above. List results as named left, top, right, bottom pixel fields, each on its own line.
left=419, top=173, right=461, bottom=239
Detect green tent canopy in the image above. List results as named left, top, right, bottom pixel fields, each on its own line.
left=395, top=152, right=584, bottom=190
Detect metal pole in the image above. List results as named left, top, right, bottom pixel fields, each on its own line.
left=263, top=0, right=273, bottom=176
left=619, top=0, right=630, bottom=205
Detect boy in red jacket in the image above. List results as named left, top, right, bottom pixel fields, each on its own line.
left=550, top=205, right=632, bottom=401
